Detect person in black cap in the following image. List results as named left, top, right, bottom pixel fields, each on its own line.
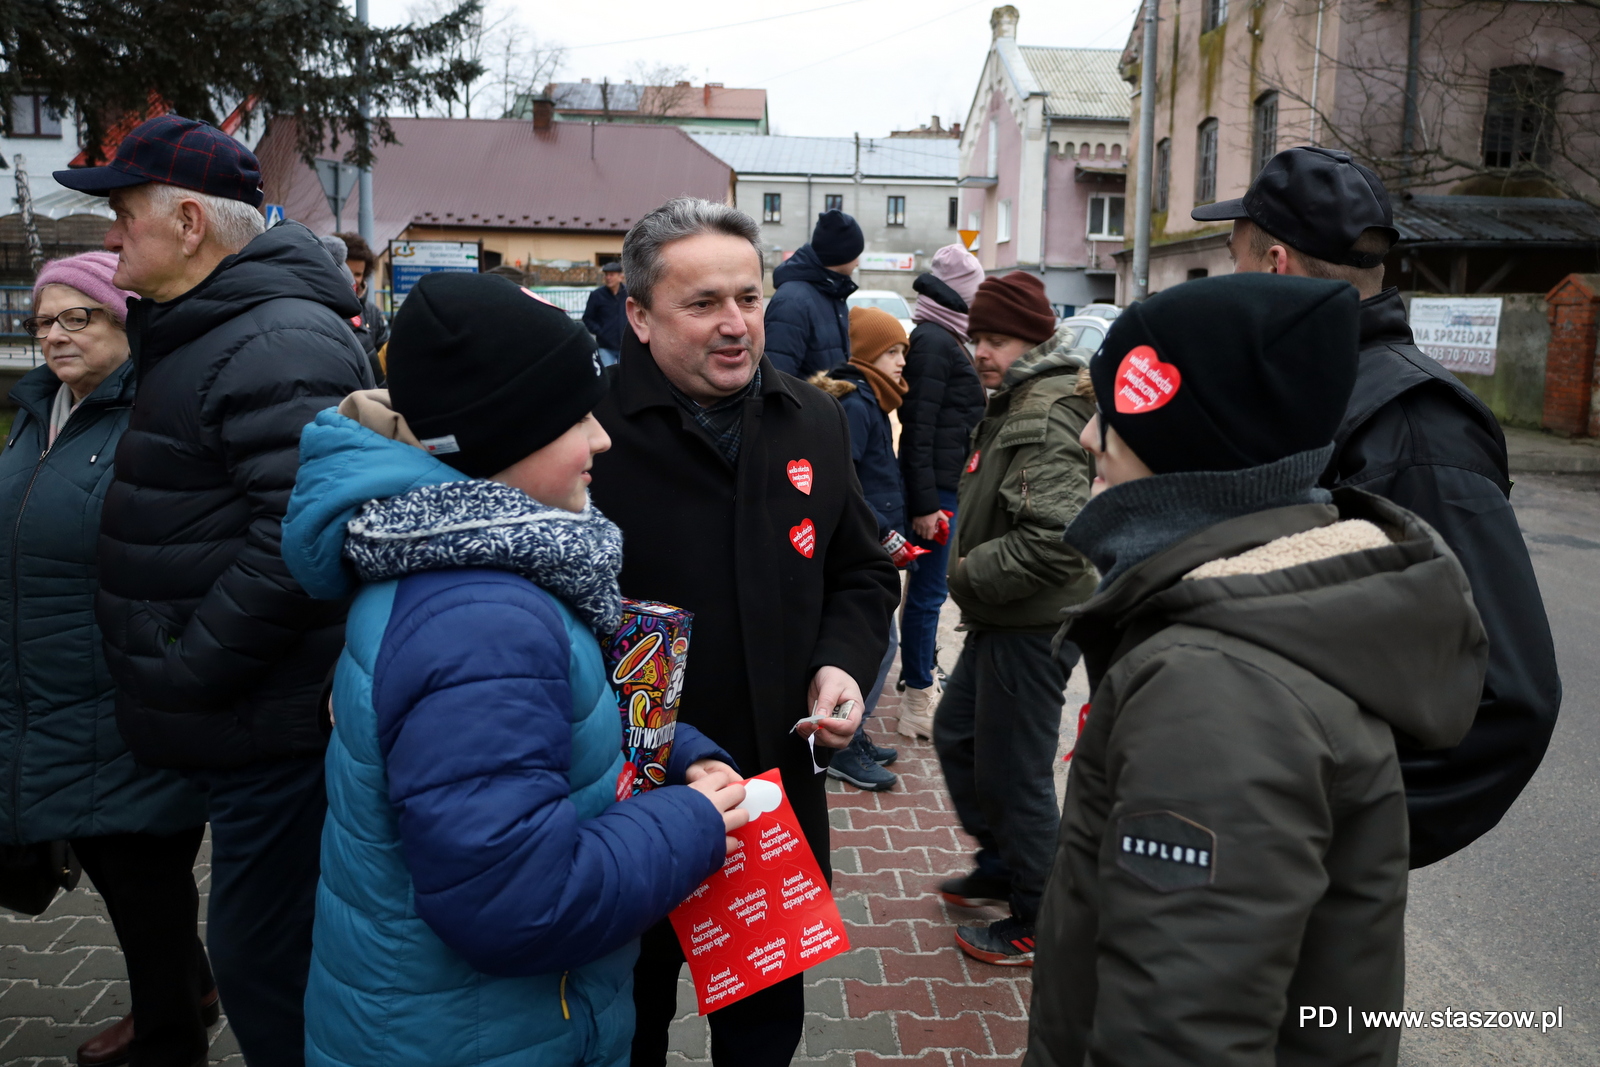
left=1023, top=273, right=1488, bottom=1067
left=56, top=113, right=374, bottom=1067
left=1197, top=145, right=1561, bottom=869
left=583, top=260, right=629, bottom=367
left=764, top=208, right=864, bottom=377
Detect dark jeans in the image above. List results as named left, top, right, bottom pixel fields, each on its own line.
left=188, top=755, right=326, bottom=1067
left=900, top=489, right=958, bottom=690
left=72, top=827, right=211, bottom=1067
left=933, top=630, right=1078, bottom=923
left=631, top=918, right=804, bottom=1067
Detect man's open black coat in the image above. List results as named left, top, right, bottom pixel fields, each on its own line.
left=591, top=333, right=900, bottom=878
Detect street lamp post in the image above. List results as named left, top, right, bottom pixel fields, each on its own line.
left=1131, top=0, right=1159, bottom=301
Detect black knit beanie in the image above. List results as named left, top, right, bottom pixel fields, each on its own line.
left=386, top=271, right=607, bottom=478
left=1090, top=273, right=1359, bottom=474
left=811, top=209, right=864, bottom=266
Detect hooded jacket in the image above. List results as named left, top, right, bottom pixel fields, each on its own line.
left=0, top=362, right=205, bottom=843
left=947, top=324, right=1098, bottom=631
left=764, top=244, right=857, bottom=378
left=96, top=221, right=374, bottom=769
left=899, top=320, right=985, bottom=517
left=283, top=408, right=730, bottom=1067
left=1025, top=489, right=1487, bottom=1067
left=1326, top=287, right=1560, bottom=867
left=808, top=365, right=906, bottom=537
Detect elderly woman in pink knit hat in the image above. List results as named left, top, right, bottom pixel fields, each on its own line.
left=4, top=252, right=215, bottom=1067
left=894, top=243, right=987, bottom=740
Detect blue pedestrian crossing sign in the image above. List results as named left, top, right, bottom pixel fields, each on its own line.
left=264, top=204, right=286, bottom=227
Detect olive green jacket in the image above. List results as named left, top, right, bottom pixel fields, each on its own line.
left=947, top=326, right=1099, bottom=632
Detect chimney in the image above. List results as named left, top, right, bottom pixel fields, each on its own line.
left=704, top=84, right=712, bottom=107
left=530, top=92, right=554, bottom=131
left=991, top=5, right=1019, bottom=39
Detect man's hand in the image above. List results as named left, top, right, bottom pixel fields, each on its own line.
left=686, top=769, right=750, bottom=854
left=798, top=666, right=865, bottom=749
left=911, top=512, right=943, bottom=541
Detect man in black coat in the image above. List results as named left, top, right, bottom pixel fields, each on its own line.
left=1200, top=146, right=1562, bottom=867
left=582, top=260, right=628, bottom=366
left=764, top=209, right=863, bottom=377
left=591, top=197, right=899, bottom=1067
left=57, top=115, right=373, bottom=1067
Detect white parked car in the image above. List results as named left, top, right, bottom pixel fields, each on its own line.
left=1056, top=316, right=1111, bottom=355
left=1074, top=303, right=1122, bottom=322
left=847, top=290, right=915, bottom=338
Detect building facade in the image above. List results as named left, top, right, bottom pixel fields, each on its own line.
left=958, top=7, right=1131, bottom=311
left=691, top=133, right=961, bottom=299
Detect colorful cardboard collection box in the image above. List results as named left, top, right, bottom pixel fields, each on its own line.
left=669, top=769, right=851, bottom=1013
left=602, top=600, right=693, bottom=798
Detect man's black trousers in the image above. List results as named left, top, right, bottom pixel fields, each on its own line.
left=933, top=630, right=1077, bottom=923
left=632, top=917, right=804, bottom=1067
left=72, top=826, right=212, bottom=1066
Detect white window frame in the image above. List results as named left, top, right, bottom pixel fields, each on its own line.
left=762, top=193, right=781, bottom=224
left=824, top=193, right=844, bottom=212
left=886, top=195, right=907, bottom=227
left=997, top=198, right=1012, bottom=244
left=987, top=119, right=999, bottom=177
left=1087, top=195, right=1126, bottom=239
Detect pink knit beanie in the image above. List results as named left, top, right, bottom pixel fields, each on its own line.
left=929, top=244, right=984, bottom=306
left=32, top=252, right=139, bottom=324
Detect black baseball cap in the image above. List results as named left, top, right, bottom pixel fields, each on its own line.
left=601, top=261, right=622, bottom=273
left=54, top=114, right=265, bottom=208
left=1191, top=146, right=1397, bottom=269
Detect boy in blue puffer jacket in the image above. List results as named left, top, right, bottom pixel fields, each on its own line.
left=281, top=271, right=748, bottom=1067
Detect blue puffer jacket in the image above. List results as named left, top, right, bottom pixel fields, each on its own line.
left=282, top=410, right=732, bottom=1067
left=810, top=367, right=905, bottom=538
left=764, top=244, right=857, bottom=378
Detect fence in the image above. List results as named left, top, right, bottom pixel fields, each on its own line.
left=377, top=286, right=590, bottom=324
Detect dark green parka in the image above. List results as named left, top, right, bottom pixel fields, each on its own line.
left=0, top=362, right=204, bottom=844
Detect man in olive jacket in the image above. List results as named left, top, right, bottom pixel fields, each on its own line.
left=590, top=198, right=899, bottom=1067
left=1026, top=275, right=1486, bottom=1067
left=934, top=271, right=1097, bottom=966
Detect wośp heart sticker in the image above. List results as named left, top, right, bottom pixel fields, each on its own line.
left=789, top=519, right=816, bottom=558
left=1113, top=345, right=1182, bottom=414
left=787, top=460, right=813, bottom=495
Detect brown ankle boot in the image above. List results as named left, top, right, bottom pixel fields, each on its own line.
left=75, top=988, right=220, bottom=1066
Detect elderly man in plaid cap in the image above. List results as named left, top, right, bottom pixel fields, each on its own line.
left=56, top=115, right=373, bottom=1067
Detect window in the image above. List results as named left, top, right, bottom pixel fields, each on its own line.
left=886, top=196, right=907, bottom=226
left=948, top=196, right=959, bottom=227
left=1155, top=138, right=1171, bottom=213
left=967, top=210, right=982, bottom=249
left=997, top=199, right=1012, bottom=243
left=1202, top=0, right=1228, bottom=32
left=1195, top=119, right=1219, bottom=205
left=1087, top=195, right=1126, bottom=238
left=762, top=193, right=782, bottom=223
left=1253, top=92, right=1279, bottom=177
left=987, top=119, right=999, bottom=177
left=824, top=193, right=844, bottom=212
left=8, top=94, right=62, bottom=138
left=1483, top=66, right=1562, bottom=169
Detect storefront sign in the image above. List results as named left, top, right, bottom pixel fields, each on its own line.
left=859, top=252, right=916, bottom=272
left=389, top=241, right=481, bottom=304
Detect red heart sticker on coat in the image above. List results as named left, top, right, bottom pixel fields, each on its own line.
left=787, top=459, right=813, bottom=495
left=1113, top=346, right=1182, bottom=414
left=790, top=519, right=816, bottom=558
left=965, top=450, right=981, bottom=474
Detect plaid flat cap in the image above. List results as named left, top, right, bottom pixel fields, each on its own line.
left=54, top=114, right=264, bottom=207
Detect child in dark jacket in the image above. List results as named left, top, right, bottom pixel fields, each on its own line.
left=807, top=306, right=920, bottom=792
left=282, top=272, right=749, bottom=1067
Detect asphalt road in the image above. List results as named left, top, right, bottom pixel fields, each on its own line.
left=1399, top=472, right=1600, bottom=1065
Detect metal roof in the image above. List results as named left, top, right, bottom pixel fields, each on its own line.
left=256, top=117, right=732, bottom=247
left=1394, top=195, right=1600, bottom=246
left=688, top=133, right=959, bottom=180
left=1016, top=48, right=1131, bottom=120
left=548, top=82, right=767, bottom=121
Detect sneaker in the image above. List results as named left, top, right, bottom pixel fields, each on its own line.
left=955, top=916, right=1035, bottom=967
left=897, top=677, right=939, bottom=740
left=939, top=871, right=1012, bottom=909
left=827, top=732, right=898, bottom=791
left=866, top=737, right=898, bottom=765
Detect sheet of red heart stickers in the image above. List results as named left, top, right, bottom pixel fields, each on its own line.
left=669, top=768, right=850, bottom=1014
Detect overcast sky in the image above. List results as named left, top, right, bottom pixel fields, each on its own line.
left=366, top=0, right=1137, bottom=138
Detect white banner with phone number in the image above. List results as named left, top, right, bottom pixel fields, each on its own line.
left=1409, top=297, right=1503, bottom=376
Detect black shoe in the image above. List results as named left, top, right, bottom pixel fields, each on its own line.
left=955, top=916, right=1035, bottom=967
left=826, top=733, right=898, bottom=791
left=939, top=871, right=1011, bottom=909
left=867, top=737, right=898, bottom=765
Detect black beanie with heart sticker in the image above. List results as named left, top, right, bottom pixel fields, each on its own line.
left=386, top=271, right=607, bottom=478
left=1090, top=273, right=1359, bottom=474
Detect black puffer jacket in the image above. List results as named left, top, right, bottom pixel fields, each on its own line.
left=1323, top=287, right=1561, bottom=867
left=899, top=320, right=984, bottom=517
left=764, top=244, right=856, bottom=378
left=97, top=221, right=374, bottom=769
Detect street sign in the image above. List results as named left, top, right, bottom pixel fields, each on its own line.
left=314, top=158, right=361, bottom=231
left=859, top=252, right=916, bottom=272
left=1409, top=297, right=1503, bottom=376
left=388, top=240, right=481, bottom=305
left=958, top=229, right=980, bottom=250
left=263, top=204, right=286, bottom=227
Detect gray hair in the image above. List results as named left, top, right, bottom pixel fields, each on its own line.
left=147, top=182, right=266, bottom=254
left=622, top=197, right=763, bottom=309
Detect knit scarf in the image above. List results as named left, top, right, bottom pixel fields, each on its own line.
left=344, top=479, right=624, bottom=634
left=911, top=298, right=969, bottom=343
left=849, top=357, right=908, bottom=413
left=1063, top=446, right=1336, bottom=588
